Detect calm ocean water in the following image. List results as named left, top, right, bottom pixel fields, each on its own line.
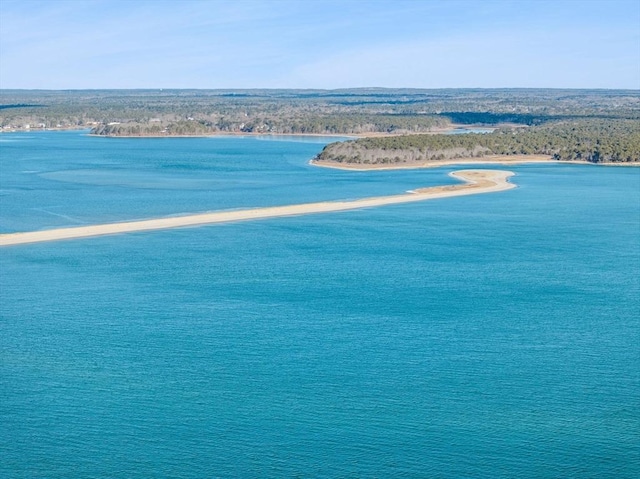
left=1, top=131, right=639, bottom=478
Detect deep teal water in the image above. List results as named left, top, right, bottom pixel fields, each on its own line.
left=1, top=131, right=639, bottom=478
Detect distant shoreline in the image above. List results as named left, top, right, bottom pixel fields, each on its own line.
left=85, top=131, right=359, bottom=139
left=85, top=124, right=481, bottom=139
left=0, top=169, right=515, bottom=246
left=3, top=129, right=635, bottom=167
left=0, top=126, right=90, bottom=134
left=0, top=123, right=488, bottom=137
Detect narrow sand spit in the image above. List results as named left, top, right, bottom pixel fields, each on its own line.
left=0, top=170, right=515, bottom=247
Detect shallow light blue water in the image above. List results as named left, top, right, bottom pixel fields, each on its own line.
left=0, top=131, right=456, bottom=233
left=1, top=131, right=639, bottom=478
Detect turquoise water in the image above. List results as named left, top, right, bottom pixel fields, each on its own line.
left=1, top=131, right=639, bottom=478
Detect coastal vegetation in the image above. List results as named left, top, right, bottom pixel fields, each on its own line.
left=1, top=88, right=638, bottom=132
left=315, top=119, right=640, bottom=165
left=89, top=113, right=449, bottom=136
left=1, top=88, right=638, bottom=164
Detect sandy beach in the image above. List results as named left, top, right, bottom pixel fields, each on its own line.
left=311, top=155, right=640, bottom=171
left=0, top=170, right=515, bottom=247
left=311, top=154, right=558, bottom=171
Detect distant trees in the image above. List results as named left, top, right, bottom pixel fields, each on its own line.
left=316, top=120, right=640, bottom=164
left=88, top=113, right=449, bottom=136
left=2, top=89, right=639, bottom=164
left=2, top=88, right=639, bottom=134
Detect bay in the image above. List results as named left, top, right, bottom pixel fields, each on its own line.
left=1, top=131, right=639, bottom=478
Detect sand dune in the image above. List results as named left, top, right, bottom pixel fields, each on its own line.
left=0, top=170, right=515, bottom=247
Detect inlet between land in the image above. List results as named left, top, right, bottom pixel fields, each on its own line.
left=0, top=170, right=515, bottom=247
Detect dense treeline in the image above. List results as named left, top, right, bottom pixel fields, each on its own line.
left=1, top=89, right=638, bottom=136
left=315, top=120, right=640, bottom=164
left=91, top=113, right=449, bottom=136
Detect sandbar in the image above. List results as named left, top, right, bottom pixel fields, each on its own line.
left=0, top=170, right=515, bottom=247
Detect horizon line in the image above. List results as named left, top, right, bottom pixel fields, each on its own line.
left=2, top=87, right=639, bottom=92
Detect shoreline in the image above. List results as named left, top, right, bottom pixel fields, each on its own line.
left=84, top=129, right=466, bottom=139
left=83, top=123, right=502, bottom=139
left=310, top=155, right=639, bottom=170
left=0, top=169, right=515, bottom=247
left=6, top=123, right=479, bottom=139
left=85, top=131, right=359, bottom=139
left=7, top=129, right=635, bottom=167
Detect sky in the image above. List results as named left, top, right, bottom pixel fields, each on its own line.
left=0, top=0, right=638, bottom=90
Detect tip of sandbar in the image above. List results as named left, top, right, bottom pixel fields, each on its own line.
left=1, top=169, right=517, bottom=247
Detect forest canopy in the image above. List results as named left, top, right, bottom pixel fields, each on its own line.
left=315, top=119, right=640, bottom=164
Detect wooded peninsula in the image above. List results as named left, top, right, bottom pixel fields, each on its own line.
left=1, top=88, right=638, bottom=164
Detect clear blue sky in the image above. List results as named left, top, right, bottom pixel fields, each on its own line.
left=0, top=0, right=638, bottom=89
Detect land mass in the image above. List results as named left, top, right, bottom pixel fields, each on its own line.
left=0, top=170, right=514, bottom=246
left=313, top=119, right=640, bottom=166
left=2, top=89, right=638, bottom=164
